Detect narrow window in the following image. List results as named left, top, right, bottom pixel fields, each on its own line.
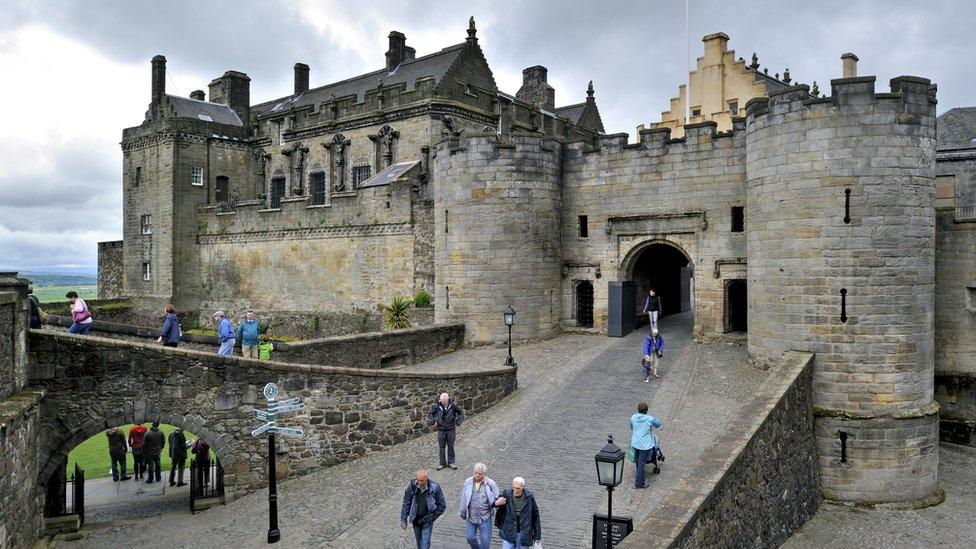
left=134, top=166, right=142, bottom=187
left=142, top=261, right=152, bottom=281
left=351, top=165, right=371, bottom=188
left=691, top=107, right=701, bottom=117
left=270, top=176, right=286, bottom=209
left=310, top=172, right=326, bottom=205
left=731, top=206, right=744, bottom=233
left=191, top=166, right=204, bottom=186
left=277, top=121, right=285, bottom=145
left=578, top=215, right=589, bottom=238
left=446, top=286, right=450, bottom=310
left=445, top=210, right=449, bottom=233
left=140, top=214, right=153, bottom=235
left=838, top=431, right=848, bottom=463
left=215, top=175, right=229, bottom=204
left=728, top=101, right=738, bottom=115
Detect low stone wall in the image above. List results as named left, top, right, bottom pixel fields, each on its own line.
left=28, top=330, right=516, bottom=499
left=40, top=298, right=134, bottom=325
left=0, top=389, right=44, bottom=549
left=619, top=351, right=819, bottom=548
left=274, top=323, right=464, bottom=369
left=937, top=372, right=976, bottom=446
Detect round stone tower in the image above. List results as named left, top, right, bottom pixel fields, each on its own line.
left=431, top=132, right=562, bottom=344
left=745, top=75, right=939, bottom=505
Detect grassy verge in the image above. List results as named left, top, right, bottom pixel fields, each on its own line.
left=67, top=423, right=214, bottom=480
left=35, top=285, right=97, bottom=304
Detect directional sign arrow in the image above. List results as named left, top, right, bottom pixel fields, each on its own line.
left=269, top=397, right=300, bottom=408
left=269, top=403, right=304, bottom=414
left=251, top=422, right=273, bottom=437
left=254, top=409, right=276, bottom=421
left=272, top=426, right=304, bottom=437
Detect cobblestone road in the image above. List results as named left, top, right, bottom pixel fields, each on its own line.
left=784, top=443, right=976, bottom=549
left=62, top=313, right=771, bottom=548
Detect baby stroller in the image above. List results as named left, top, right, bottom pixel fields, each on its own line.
left=649, top=433, right=666, bottom=474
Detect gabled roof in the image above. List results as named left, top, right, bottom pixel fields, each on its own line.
left=166, top=95, right=242, bottom=126
left=555, top=103, right=586, bottom=124
left=937, top=107, right=976, bottom=150
left=252, top=44, right=468, bottom=118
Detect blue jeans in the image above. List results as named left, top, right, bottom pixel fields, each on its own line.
left=635, top=447, right=652, bottom=487
left=68, top=322, right=92, bottom=335
left=412, top=522, right=432, bottom=549
left=218, top=339, right=235, bottom=356
left=110, top=453, right=127, bottom=480
left=466, top=519, right=492, bottom=549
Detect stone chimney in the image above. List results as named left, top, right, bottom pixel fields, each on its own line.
left=385, top=31, right=416, bottom=70
left=209, top=70, right=251, bottom=126
left=516, top=66, right=555, bottom=111
left=842, top=52, right=859, bottom=78
left=151, top=55, right=166, bottom=104
left=294, top=63, right=309, bottom=94
left=189, top=90, right=205, bottom=101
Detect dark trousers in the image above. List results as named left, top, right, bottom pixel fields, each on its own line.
left=169, top=457, right=185, bottom=485
left=110, top=452, right=127, bottom=481
left=437, top=429, right=456, bottom=466
left=163, top=341, right=178, bottom=348
left=634, top=447, right=659, bottom=488
left=133, top=451, right=144, bottom=478
left=145, top=452, right=162, bottom=481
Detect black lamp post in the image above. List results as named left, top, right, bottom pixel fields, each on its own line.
left=503, top=306, right=516, bottom=366
left=595, top=435, right=625, bottom=548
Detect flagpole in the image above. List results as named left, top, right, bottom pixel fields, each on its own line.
left=685, top=0, right=690, bottom=125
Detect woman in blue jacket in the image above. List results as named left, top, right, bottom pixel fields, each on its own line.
left=630, top=402, right=663, bottom=488
left=156, top=304, right=181, bottom=348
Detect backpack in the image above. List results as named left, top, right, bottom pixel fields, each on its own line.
left=258, top=342, right=274, bottom=360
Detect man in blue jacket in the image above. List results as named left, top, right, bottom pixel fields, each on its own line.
left=212, top=311, right=235, bottom=356
left=493, top=476, right=542, bottom=549
left=400, top=469, right=446, bottom=549
left=642, top=328, right=665, bottom=381
left=236, top=310, right=261, bottom=359
left=630, top=402, right=664, bottom=488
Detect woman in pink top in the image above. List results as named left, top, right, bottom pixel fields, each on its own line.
left=66, top=290, right=93, bottom=335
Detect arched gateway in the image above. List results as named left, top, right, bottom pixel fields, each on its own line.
left=619, top=239, right=693, bottom=325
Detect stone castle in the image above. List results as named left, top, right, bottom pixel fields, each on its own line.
left=98, top=19, right=976, bottom=508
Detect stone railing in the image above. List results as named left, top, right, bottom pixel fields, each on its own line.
left=619, top=351, right=818, bottom=548
left=28, top=330, right=516, bottom=499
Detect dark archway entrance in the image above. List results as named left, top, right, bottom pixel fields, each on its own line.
left=724, top=279, right=747, bottom=332
left=576, top=281, right=594, bottom=327
left=628, top=242, right=692, bottom=324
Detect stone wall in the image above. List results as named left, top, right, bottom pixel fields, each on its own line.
left=746, top=78, right=940, bottom=504
left=273, top=323, right=464, bottom=368
left=97, top=240, right=125, bottom=300
left=27, top=330, right=516, bottom=499
left=619, top=351, right=819, bottom=548
left=560, top=122, right=746, bottom=338
left=0, top=389, right=44, bottom=549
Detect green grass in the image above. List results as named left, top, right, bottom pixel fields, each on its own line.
left=67, top=423, right=214, bottom=480
left=34, top=285, right=97, bottom=304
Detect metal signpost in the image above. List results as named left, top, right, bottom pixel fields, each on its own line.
left=252, top=382, right=304, bottom=544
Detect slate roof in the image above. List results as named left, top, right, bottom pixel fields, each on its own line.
left=166, top=95, right=243, bottom=126
left=252, top=44, right=467, bottom=118
left=554, top=103, right=586, bottom=124
left=360, top=161, right=420, bottom=188
left=937, top=107, right=976, bottom=150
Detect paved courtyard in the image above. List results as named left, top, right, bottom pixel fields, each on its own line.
left=62, top=313, right=772, bottom=548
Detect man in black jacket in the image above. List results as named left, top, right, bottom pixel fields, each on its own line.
left=427, top=392, right=466, bottom=470
left=105, top=427, right=130, bottom=481
left=493, top=476, right=542, bottom=548
left=168, top=427, right=188, bottom=487
left=141, top=421, right=165, bottom=484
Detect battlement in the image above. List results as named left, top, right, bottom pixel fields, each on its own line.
left=97, top=240, right=123, bottom=250
left=433, top=131, right=562, bottom=161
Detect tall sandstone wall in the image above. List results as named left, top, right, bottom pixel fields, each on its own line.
left=746, top=78, right=939, bottom=504
left=431, top=133, right=563, bottom=343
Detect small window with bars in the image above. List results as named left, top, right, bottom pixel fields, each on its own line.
left=142, top=261, right=152, bottom=281
left=191, top=166, right=204, bottom=186
left=578, top=215, right=588, bottom=238
left=352, top=165, right=371, bottom=188
left=728, top=100, right=739, bottom=115
left=731, top=206, right=745, bottom=233
left=270, top=177, right=286, bottom=209
left=140, top=214, right=153, bottom=235
left=310, top=172, right=326, bottom=205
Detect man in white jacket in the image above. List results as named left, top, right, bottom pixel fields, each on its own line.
left=458, top=462, right=499, bottom=549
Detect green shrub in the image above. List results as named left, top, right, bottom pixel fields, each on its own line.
left=413, top=289, right=432, bottom=308
left=308, top=315, right=320, bottom=334
left=384, top=296, right=413, bottom=330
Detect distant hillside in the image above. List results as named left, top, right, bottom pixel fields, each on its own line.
left=20, top=272, right=97, bottom=287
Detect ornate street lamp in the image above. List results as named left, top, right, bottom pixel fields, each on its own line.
left=503, top=306, right=516, bottom=366
left=595, top=435, right=625, bottom=548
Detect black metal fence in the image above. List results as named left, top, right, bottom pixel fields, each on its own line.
left=189, top=456, right=224, bottom=512
left=44, top=463, right=85, bottom=524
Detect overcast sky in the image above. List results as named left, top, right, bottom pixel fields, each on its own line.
left=1, top=0, right=972, bottom=274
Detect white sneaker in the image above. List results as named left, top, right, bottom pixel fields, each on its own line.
left=644, top=378, right=650, bottom=383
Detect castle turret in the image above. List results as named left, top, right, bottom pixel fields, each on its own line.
left=517, top=66, right=555, bottom=111
left=745, top=64, right=940, bottom=505
left=432, top=133, right=563, bottom=343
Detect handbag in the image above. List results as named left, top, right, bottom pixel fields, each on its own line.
left=626, top=444, right=636, bottom=463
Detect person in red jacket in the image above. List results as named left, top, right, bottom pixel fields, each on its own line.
left=128, top=423, right=148, bottom=480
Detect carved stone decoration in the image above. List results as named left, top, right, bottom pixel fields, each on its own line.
left=441, top=115, right=461, bottom=138
left=324, top=133, right=350, bottom=192
left=750, top=52, right=759, bottom=70
left=368, top=125, right=399, bottom=172
left=281, top=141, right=309, bottom=195
left=783, top=68, right=792, bottom=85
left=252, top=147, right=270, bottom=200
left=329, top=93, right=338, bottom=120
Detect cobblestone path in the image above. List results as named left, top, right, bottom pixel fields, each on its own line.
left=63, top=313, right=770, bottom=548
left=784, top=443, right=976, bottom=549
